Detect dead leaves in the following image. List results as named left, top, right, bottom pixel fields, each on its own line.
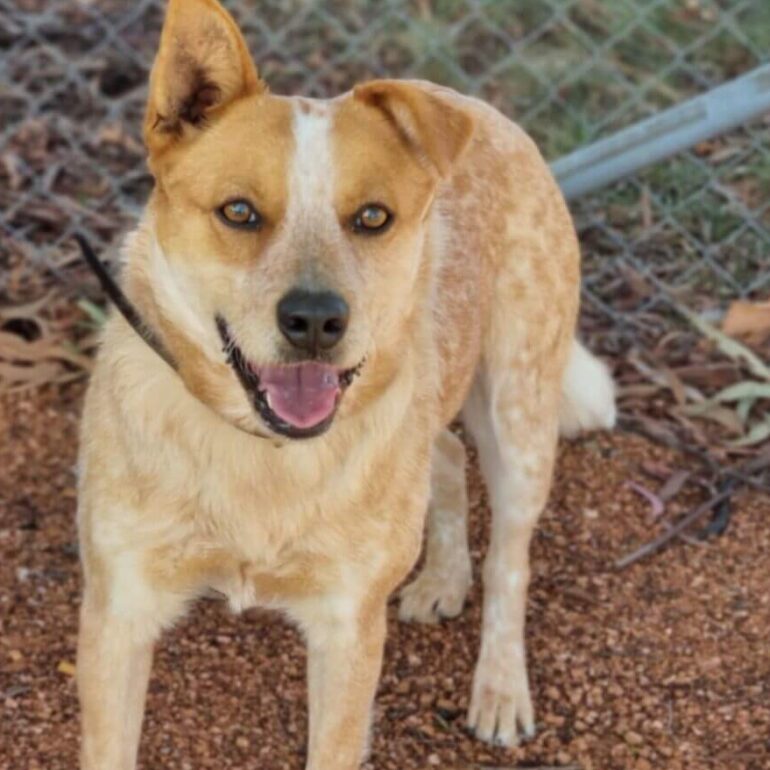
left=676, top=300, right=770, bottom=382
left=682, top=380, right=770, bottom=446
left=620, top=294, right=770, bottom=463
left=0, top=293, right=97, bottom=392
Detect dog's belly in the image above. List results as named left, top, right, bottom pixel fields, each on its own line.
left=435, top=311, right=481, bottom=425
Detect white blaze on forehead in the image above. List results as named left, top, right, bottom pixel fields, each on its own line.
left=287, top=103, right=337, bottom=229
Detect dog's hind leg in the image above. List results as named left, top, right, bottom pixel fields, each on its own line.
left=398, top=428, right=472, bottom=623
left=463, top=331, right=567, bottom=747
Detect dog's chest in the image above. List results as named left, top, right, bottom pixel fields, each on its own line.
left=171, top=464, right=391, bottom=610
left=115, top=355, right=432, bottom=611
left=208, top=553, right=330, bottom=613
left=149, top=519, right=346, bottom=613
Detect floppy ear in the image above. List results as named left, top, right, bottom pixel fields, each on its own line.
left=353, top=80, right=474, bottom=178
left=144, top=0, right=264, bottom=157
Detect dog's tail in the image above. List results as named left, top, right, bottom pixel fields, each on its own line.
left=559, top=339, right=616, bottom=438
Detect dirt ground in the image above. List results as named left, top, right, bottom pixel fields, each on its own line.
left=0, top=383, right=767, bottom=770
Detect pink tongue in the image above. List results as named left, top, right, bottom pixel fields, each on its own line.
left=257, top=362, right=340, bottom=430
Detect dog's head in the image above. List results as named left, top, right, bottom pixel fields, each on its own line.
left=138, top=0, right=473, bottom=440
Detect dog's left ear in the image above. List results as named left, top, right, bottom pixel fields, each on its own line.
left=144, top=0, right=264, bottom=159
left=353, top=81, right=474, bottom=178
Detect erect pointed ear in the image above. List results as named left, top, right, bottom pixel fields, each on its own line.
left=144, top=0, right=264, bottom=158
left=353, top=80, right=474, bottom=178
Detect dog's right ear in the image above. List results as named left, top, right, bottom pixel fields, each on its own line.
left=353, top=81, right=474, bottom=179
left=144, top=0, right=264, bottom=159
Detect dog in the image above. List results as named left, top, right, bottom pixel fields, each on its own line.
left=75, top=0, right=616, bottom=767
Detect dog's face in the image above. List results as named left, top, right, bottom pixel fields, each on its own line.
left=140, top=0, right=473, bottom=439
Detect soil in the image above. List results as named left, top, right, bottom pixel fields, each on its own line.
left=1, top=383, right=767, bottom=770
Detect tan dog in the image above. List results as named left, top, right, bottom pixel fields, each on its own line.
left=76, top=0, right=616, bottom=767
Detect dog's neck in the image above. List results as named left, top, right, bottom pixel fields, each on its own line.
left=77, top=223, right=276, bottom=441
left=75, top=233, right=176, bottom=372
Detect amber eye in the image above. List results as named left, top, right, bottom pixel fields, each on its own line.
left=352, top=204, right=392, bottom=234
left=218, top=199, right=261, bottom=229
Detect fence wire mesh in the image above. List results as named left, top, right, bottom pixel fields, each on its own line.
left=1, top=1, right=769, bottom=414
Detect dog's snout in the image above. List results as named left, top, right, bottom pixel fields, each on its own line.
left=277, top=289, right=350, bottom=353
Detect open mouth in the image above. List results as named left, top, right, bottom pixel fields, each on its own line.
left=216, top=317, right=363, bottom=439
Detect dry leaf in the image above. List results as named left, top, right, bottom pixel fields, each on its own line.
left=640, top=185, right=653, bottom=230
left=668, top=409, right=717, bottom=454
left=711, top=381, right=770, bottom=403
left=616, top=383, right=661, bottom=399
left=729, top=416, right=770, bottom=448
left=679, top=402, right=744, bottom=435
left=57, top=660, right=76, bottom=677
left=674, top=302, right=770, bottom=382
left=0, top=332, right=93, bottom=372
left=627, top=349, right=704, bottom=404
left=723, top=300, right=770, bottom=344
left=0, top=151, right=24, bottom=190
left=659, top=362, right=687, bottom=406
left=0, top=361, right=65, bottom=389
left=658, top=470, right=691, bottom=502
left=672, top=363, right=739, bottom=390
left=621, top=265, right=654, bottom=302
left=98, top=123, right=144, bottom=154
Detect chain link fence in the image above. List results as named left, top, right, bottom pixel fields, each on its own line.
left=1, top=0, right=769, bottom=398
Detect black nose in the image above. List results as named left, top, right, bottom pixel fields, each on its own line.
left=277, top=289, right=350, bottom=353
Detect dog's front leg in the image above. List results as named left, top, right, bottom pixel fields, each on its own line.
left=295, top=593, right=388, bottom=770
left=77, top=557, right=186, bottom=770
left=78, top=602, right=153, bottom=770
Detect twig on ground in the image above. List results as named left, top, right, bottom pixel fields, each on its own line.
left=741, top=443, right=770, bottom=475
left=618, top=414, right=770, bottom=493
left=626, top=480, right=665, bottom=519
left=618, top=413, right=720, bottom=472
left=700, top=478, right=738, bottom=537
left=615, top=484, right=735, bottom=569
left=615, top=434, right=769, bottom=568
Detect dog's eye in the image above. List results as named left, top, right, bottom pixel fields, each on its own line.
left=352, top=204, right=392, bottom=234
left=218, top=200, right=261, bottom=229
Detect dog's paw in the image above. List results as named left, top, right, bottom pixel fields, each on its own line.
left=398, top=565, right=471, bottom=623
left=467, top=656, right=535, bottom=747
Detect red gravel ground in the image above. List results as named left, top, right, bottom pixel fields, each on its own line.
left=1, top=384, right=768, bottom=770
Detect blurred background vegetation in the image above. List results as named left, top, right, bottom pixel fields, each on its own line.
left=1, top=0, right=768, bottom=460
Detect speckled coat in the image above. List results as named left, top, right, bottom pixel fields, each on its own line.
left=76, top=1, right=615, bottom=768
